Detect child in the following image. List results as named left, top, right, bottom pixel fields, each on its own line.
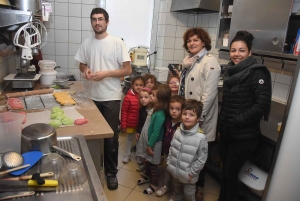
left=167, top=99, right=208, bottom=201
left=144, top=73, right=157, bottom=89
left=135, top=87, right=153, bottom=172
left=136, top=84, right=171, bottom=195
left=156, top=95, right=186, bottom=198
left=121, top=76, right=145, bottom=163
left=167, top=75, right=180, bottom=96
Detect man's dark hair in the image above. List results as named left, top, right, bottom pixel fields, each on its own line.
left=90, top=7, right=109, bottom=22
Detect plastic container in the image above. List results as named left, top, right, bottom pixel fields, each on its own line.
left=0, top=112, right=25, bottom=153
left=153, top=67, right=169, bottom=82
left=38, top=60, right=56, bottom=72
left=39, top=70, right=57, bottom=85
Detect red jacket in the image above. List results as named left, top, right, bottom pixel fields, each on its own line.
left=121, top=89, right=139, bottom=129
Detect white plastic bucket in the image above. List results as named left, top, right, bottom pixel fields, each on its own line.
left=153, top=67, right=169, bottom=82
left=39, top=70, right=57, bottom=85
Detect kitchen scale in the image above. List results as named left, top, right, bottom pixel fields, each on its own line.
left=4, top=73, right=41, bottom=89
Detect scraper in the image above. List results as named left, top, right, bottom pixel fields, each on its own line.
left=10, top=151, right=43, bottom=176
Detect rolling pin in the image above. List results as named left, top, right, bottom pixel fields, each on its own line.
left=5, top=89, right=54, bottom=98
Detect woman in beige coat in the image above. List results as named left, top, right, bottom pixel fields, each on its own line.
left=178, top=28, right=220, bottom=201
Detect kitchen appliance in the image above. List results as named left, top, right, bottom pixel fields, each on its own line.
left=9, top=0, right=42, bottom=17
left=171, top=0, right=220, bottom=13
left=129, top=46, right=150, bottom=76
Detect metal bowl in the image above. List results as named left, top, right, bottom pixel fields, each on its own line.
left=53, top=78, right=69, bottom=87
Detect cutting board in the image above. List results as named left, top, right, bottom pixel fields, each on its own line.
left=23, top=107, right=84, bottom=128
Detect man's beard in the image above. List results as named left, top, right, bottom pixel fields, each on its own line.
left=93, top=26, right=107, bottom=34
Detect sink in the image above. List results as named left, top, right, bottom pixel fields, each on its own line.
left=56, top=73, right=77, bottom=81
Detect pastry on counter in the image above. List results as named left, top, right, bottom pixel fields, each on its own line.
left=7, top=98, right=25, bottom=110
left=53, top=91, right=76, bottom=106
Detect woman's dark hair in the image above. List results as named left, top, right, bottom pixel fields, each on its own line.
left=183, top=28, right=212, bottom=51
left=182, top=99, right=203, bottom=118
left=230, top=30, right=254, bottom=51
left=90, top=7, right=109, bottom=22
left=152, top=84, right=171, bottom=114
left=131, top=76, right=145, bottom=85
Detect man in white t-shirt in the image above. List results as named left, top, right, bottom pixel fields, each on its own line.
left=74, top=7, right=131, bottom=191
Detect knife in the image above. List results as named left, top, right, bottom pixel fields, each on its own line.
left=0, top=180, right=58, bottom=187
left=0, top=191, right=35, bottom=200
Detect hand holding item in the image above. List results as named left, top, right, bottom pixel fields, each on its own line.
left=82, top=67, right=93, bottom=79
left=146, top=146, right=154, bottom=156
left=91, top=71, right=109, bottom=81
left=136, top=133, right=140, bottom=140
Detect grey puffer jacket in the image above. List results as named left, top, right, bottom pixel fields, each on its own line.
left=167, top=123, right=208, bottom=184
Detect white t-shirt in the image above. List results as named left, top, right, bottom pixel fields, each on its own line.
left=74, top=35, right=131, bottom=101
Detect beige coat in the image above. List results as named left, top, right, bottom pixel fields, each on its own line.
left=180, top=53, right=221, bottom=142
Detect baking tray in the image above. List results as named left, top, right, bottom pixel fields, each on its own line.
left=10, top=135, right=106, bottom=201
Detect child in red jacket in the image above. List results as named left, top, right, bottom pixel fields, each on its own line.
left=121, top=76, right=145, bottom=163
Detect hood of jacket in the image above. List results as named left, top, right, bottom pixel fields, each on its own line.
left=179, top=123, right=204, bottom=136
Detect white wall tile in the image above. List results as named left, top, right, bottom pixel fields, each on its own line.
left=177, top=13, right=188, bottom=27
left=55, top=16, right=68, bottom=29
left=165, top=25, right=176, bottom=37
left=166, top=0, right=172, bottom=12
left=156, top=37, right=165, bottom=48
left=82, top=0, right=95, bottom=4
left=270, top=72, right=276, bottom=82
left=55, top=2, right=68, bottom=16
left=160, top=1, right=168, bottom=12
left=44, top=15, right=55, bottom=29
left=69, top=0, right=81, bottom=3
left=158, top=13, right=167, bottom=25
left=272, top=83, right=290, bottom=104
left=156, top=48, right=164, bottom=60
left=163, top=49, right=174, bottom=60
left=166, top=13, right=177, bottom=25
left=82, top=4, right=95, bottom=18
left=82, top=31, right=94, bottom=41
left=292, top=2, right=300, bottom=13
left=201, top=14, right=209, bottom=28
left=208, top=28, right=217, bottom=41
left=69, top=30, right=82, bottom=44
left=46, top=29, right=55, bottom=42
left=188, top=14, right=195, bottom=27
left=42, top=55, right=56, bottom=61
left=69, top=3, right=82, bottom=17
left=41, top=42, right=55, bottom=55
left=162, top=60, right=173, bottom=67
left=69, top=17, right=82, bottom=30
left=157, top=25, right=166, bottom=37
left=155, top=59, right=163, bottom=67
left=56, top=0, right=68, bottom=2
left=56, top=56, right=69, bottom=68
left=82, top=18, right=92, bottom=31
left=275, top=73, right=292, bottom=85
left=69, top=43, right=80, bottom=56
left=175, top=26, right=187, bottom=37
left=56, top=68, right=69, bottom=73
left=55, top=30, right=69, bottom=43
left=164, top=37, right=175, bottom=49
left=174, top=50, right=184, bottom=61
left=209, top=14, right=218, bottom=28
left=69, top=56, right=80, bottom=68
left=69, top=68, right=81, bottom=81
left=55, top=43, right=69, bottom=55
left=197, top=15, right=202, bottom=27
left=175, top=38, right=184, bottom=50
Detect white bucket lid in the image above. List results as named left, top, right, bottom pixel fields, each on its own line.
left=238, top=160, right=268, bottom=191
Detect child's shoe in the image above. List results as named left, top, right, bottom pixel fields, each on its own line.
left=156, top=185, right=169, bottom=197
left=169, top=192, right=177, bottom=201
left=136, top=164, right=146, bottom=172
left=143, top=185, right=157, bottom=195
left=195, top=186, right=204, bottom=201
left=122, top=155, right=131, bottom=163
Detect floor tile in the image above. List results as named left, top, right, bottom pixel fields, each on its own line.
left=203, top=173, right=220, bottom=196
left=125, top=190, right=160, bottom=201
left=119, top=141, right=127, bottom=155
left=117, top=168, right=140, bottom=189
left=118, top=154, right=124, bottom=170
left=203, top=192, right=219, bottom=201
left=119, top=133, right=127, bottom=144
left=159, top=191, right=172, bottom=201
left=103, top=183, right=132, bottom=201
left=122, top=153, right=139, bottom=172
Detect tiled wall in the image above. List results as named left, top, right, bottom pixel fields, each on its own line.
left=42, top=0, right=98, bottom=81
left=151, top=0, right=295, bottom=104
left=0, top=47, right=17, bottom=92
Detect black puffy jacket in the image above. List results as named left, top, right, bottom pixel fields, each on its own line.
left=218, top=56, right=271, bottom=141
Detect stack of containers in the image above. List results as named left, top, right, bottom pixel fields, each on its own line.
left=38, top=60, right=57, bottom=85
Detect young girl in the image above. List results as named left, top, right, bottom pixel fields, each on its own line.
left=167, top=75, right=180, bottom=96
left=136, top=84, right=171, bottom=195
left=135, top=87, right=153, bottom=172
left=144, top=73, right=157, bottom=89
left=121, top=76, right=145, bottom=163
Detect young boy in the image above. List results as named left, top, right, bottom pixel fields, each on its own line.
left=167, top=99, right=208, bottom=201
left=156, top=95, right=186, bottom=198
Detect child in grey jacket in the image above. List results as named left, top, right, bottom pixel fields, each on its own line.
left=167, top=99, right=208, bottom=201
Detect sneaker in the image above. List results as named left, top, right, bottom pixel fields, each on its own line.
left=195, top=186, right=204, bottom=201
left=122, top=155, right=131, bottom=163
left=156, top=185, right=169, bottom=197
left=169, top=192, right=177, bottom=201
left=136, top=164, right=146, bottom=172
left=131, top=145, right=136, bottom=152
left=107, top=175, right=118, bottom=190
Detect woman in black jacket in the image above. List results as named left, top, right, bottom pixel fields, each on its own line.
left=218, top=31, right=271, bottom=201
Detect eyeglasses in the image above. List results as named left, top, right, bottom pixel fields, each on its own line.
left=91, top=17, right=105, bottom=23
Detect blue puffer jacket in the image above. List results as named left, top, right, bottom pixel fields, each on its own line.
left=167, top=123, right=208, bottom=184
